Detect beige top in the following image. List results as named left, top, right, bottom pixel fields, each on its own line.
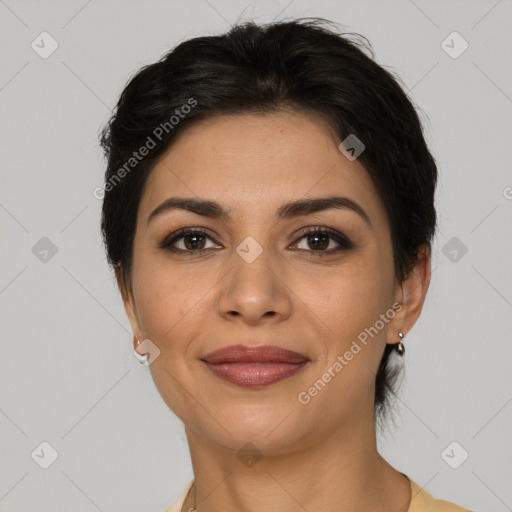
left=164, top=476, right=471, bottom=511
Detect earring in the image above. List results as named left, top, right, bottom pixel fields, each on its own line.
left=133, top=336, right=149, bottom=365
left=394, top=332, right=405, bottom=357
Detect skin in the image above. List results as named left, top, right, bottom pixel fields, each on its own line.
left=117, top=110, right=431, bottom=512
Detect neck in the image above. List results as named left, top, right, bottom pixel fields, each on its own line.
left=180, top=407, right=411, bottom=512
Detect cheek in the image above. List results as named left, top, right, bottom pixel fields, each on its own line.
left=302, top=259, right=392, bottom=380
left=308, top=261, right=388, bottom=332
left=132, top=268, right=210, bottom=415
left=301, top=279, right=390, bottom=401
left=132, top=261, right=216, bottom=350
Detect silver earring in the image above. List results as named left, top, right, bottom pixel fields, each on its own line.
left=394, top=332, right=405, bottom=357
left=133, top=337, right=149, bottom=366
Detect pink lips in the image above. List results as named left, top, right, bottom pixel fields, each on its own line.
left=201, top=344, right=309, bottom=388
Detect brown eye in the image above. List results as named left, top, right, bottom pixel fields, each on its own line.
left=304, top=232, right=330, bottom=251
left=292, top=227, right=353, bottom=255
left=181, top=233, right=207, bottom=250
left=158, top=228, right=220, bottom=254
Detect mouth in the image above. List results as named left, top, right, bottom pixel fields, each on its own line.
left=200, top=344, right=310, bottom=388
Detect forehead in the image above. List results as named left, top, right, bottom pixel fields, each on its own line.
left=138, top=110, right=385, bottom=225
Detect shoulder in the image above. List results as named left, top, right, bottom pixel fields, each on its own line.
left=163, top=479, right=194, bottom=512
left=409, top=479, right=472, bottom=511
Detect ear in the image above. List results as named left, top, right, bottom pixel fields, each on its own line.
left=115, top=265, right=143, bottom=351
left=387, top=245, right=431, bottom=344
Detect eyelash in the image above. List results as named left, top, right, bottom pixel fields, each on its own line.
left=157, top=227, right=353, bottom=256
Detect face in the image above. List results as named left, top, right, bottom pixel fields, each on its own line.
left=120, top=110, right=420, bottom=454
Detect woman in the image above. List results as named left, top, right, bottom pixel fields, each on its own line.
left=99, top=18, right=470, bottom=512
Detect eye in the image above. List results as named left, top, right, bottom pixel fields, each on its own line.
left=291, top=227, right=353, bottom=255
left=158, top=226, right=353, bottom=256
left=158, top=228, right=220, bottom=254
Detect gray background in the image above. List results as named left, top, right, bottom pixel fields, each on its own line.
left=1, top=0, right=511, bottom=510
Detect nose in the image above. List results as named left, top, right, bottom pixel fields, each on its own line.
left=216, top=244, right=292, bottom=325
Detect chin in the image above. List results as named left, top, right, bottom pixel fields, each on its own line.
left=203, top=404, right=309, bottom=454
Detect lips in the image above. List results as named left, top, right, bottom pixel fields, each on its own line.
left=201, top=344, right=309, bottom=364
left=201, top=345, right=310, bottom=388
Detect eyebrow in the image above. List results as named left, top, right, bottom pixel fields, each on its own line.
left=147, top=195, right=372, bottom=227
